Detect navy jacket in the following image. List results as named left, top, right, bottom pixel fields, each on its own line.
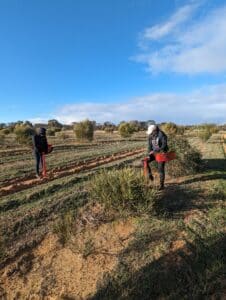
left=32, top=134, right=48, bottom=154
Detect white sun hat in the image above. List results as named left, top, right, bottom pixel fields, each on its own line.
left=146, top=124, right=157, bottom=135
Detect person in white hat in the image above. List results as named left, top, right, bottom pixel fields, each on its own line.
left=146, top=124, right=157, bottom=136
left=146, top=124, right=168, bottom=190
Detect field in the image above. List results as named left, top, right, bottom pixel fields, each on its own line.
left=0, top=130, right=226, bottom=299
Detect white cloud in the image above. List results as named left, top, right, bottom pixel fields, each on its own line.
left=50, top=84, right=226, bottom=125
left=142, top=3, right=197, bottom=40
left=135, top=4, right=226, bottom=74
left=29, top=117, right=49, bottom=124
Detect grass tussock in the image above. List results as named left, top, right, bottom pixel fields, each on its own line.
left=207, top=180, right=226, bottom=201
left=53, top=212, right=74, bottom=245
left=0, top=235, right=6, bottom=262
left=89, top=168, right=158, bottom=214
left=167, top=136, right=202, bottom=177
left=81, top=236, right=95, bottom=259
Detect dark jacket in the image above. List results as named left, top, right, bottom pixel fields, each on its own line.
left=148, top=129, right=168, bottom=153
left=32, top=134, right=48, bottom=154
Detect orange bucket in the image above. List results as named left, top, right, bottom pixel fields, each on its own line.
left=155, top=151, right=176, bottom=162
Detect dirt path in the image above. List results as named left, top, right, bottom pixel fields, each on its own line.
left=0, top=210, right=136, bottom=300
left=0, top=148, right=145, bottom=197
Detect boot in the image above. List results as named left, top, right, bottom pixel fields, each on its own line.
left=149, top=174, right=154, bottom=181
left=159, top=183, right=164, bottom=190
left=159, top=175, right=165, bottom=190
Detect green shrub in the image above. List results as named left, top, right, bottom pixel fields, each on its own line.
left=74, top=119, right=94, bottom=141
left=89, top=168, right=158, bottom=214
left=167, top=136, right=202, bottom=177
left=14, top=125, right=35, bottom=146
left=47, top=128, right=56, bottom=136
left=161, top=122, right=184, bottom=135
left=47, top=119, right=63, bottom=130
left=119, top=122, right=136, bottom=138
left=0, top=128, right=10, bottom=135
left=129, top=121, right=141, bottom=132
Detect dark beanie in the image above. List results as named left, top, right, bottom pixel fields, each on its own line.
left=39, top=127, right=46, bottom=135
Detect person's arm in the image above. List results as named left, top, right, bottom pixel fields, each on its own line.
left=32, top=135, right=38, bottom=152
left=159, top=133, right=168, bottom=152
left=44, top=137, right=48, bottom=154
left=147, top=135, right=153, bottom=154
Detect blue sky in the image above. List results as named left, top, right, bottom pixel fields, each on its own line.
left=0, top=0, right=226, bottom=124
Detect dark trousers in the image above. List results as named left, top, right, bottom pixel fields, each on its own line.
left=147, top=154, right=165, bottom=186
left=34, top=151, right=43, bottom=175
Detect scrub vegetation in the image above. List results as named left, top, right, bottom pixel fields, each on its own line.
left=0, top=122, right=225, bottom=299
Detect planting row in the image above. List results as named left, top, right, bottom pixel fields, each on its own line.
left=0, top=151, right=145, bottom=267
left=0, top=140, right=145, bottom=183
left=0, top=138, right=145, bottom=161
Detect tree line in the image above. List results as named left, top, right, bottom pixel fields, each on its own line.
left=0, top=119, right=222, bottom=146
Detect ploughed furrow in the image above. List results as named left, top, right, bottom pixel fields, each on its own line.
left=0, top=141, right=145, bottom=184
left=0, top=148, right=145, bottom=188
left=0, top=152, right=144, bottom=269
left=0, top=139, right=145, bottom=160
left=0, top=148, right=145, bottom=197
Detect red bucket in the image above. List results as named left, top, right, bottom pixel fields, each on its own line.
left=155, top=151, right=176, bottom=162
left=142, top=157, right=149, bottom=178
left=42, top=153, right=47, bottom=177
left=48, top=144, right=53, bottom=154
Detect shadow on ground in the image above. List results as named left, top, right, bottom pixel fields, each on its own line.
left=88, top=157, right=226, bottom=299
left=177, top=172, right=226, bottom=185
left=203, top=159, right=226, bottom=171
left=154, top=184, right=200, bottom=218
left=159, top=157, right=226, bottom=217
left=90, top=233, right=226, bottom=300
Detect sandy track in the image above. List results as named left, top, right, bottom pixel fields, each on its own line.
left=0, top=148, right=145, bottom=197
